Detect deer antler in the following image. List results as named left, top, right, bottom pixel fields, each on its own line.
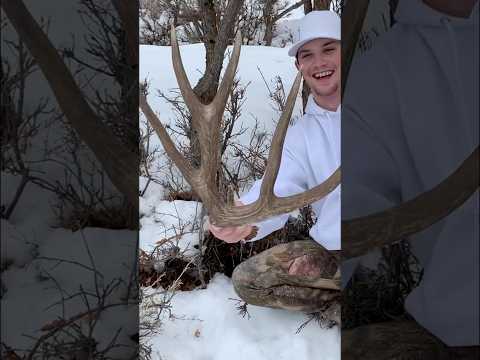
left=139, top=26, right=341, bottom=227
left=342, top=146, right=479, bottom=259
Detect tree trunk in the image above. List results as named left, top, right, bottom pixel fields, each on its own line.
left=389, top=0, right=399, bottom=26
left=188, top=0, right=244, bottom=168
left=263, top=0, right=275, bottom=46
left=193, top=0, right=220, bottom=104
left=304, top=0, right=313, bottom=14
left=314, top=0, right=331, bottom=10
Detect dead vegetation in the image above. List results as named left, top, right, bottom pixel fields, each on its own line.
left=341, top=240, right=424, bottom=330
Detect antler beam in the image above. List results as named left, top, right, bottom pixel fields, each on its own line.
left=343, top=146, right=479, bottom=259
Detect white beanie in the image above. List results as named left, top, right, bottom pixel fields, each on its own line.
left=288, top=10, right=341, bottom=57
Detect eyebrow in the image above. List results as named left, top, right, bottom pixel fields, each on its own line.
left=298, top=49, right=313, bottom=56
left=322, top=40, right=336, bottom=48
left=298, top=40, right=338, bottom=55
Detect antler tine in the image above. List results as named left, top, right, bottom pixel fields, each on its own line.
left=259, top=71, right=303, bottom=201
left=211, top=32, right=242, bottom=116
left=170, top=25, right=203, bottom=116
left=220, top=166, right=341, bottom=227
left=197, top=32, right=243, bottom=183
left=170, top=25, right=218, bottom=187
left=272, top=167, right=341, bottom=209
left=139, top=95, right=197, bottom=185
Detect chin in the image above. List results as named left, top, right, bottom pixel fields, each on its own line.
left=313, top=87, right=338, bottom=98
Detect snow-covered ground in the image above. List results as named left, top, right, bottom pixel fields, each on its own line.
left=139, top=16, right=340, bottom=360
left=144, top=274, right=339, bottom=360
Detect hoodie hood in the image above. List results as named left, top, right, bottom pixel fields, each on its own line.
left=395, top=0, right=479, bottom=27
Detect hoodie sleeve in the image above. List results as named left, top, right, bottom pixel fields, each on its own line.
left=341, top=47, right=404, bottom=286
left=239, top=125, right=309, bottom=242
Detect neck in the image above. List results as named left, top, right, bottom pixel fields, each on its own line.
left=312, top=93, right=340, bottom=112
left=423, top=0, right=477, bottom=18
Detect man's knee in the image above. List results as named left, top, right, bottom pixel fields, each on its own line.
left=231, top=260, right=246, bottom=290
left=231, top=259, right=257, bottom=301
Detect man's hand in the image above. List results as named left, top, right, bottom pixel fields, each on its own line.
left=208, top=223, right=254, bottom=243
left=207, top=200, right=254, bottom=243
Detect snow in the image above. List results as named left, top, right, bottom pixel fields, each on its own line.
left=1, top=220, right=36, bottom=269
left=287, top=2, right=308, bottom=20
left=140, top=196, right=203, bottom=258
left=145, top=274, right=340, bottom=360
left=139, top=22, right=340, bottom=360
left=2, top=150, right=139, bottom=352
left=1, top=145, right=136, bottom=349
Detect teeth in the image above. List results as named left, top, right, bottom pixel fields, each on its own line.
left=313, top=71, right=333, bottom=79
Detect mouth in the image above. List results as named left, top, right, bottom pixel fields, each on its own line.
left=312, top=70, right=334, bottom=81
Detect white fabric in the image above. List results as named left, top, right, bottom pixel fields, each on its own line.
left=288, top=10, right=341, bottom=57
left=342, top=0, right=479, bottom=346
left=240, top=95, right=340, bottom=250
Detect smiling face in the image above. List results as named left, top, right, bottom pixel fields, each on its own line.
left=295, top=38, right=341, bottom=109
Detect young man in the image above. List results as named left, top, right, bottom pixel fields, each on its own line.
left=209, top=10, right=341, bottom=318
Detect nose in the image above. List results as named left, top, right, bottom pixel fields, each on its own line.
left=312, top=53, right=329, bottom=68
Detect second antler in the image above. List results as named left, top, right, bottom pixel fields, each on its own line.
left=139, top=26, right=341, bottom=227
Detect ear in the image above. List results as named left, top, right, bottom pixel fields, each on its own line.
left=295, top=60, right=300, bottom=70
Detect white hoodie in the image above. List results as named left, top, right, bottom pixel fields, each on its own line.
left=343, top=0, right=479, bottom=346
left=240, top=95, right=341, bottom=251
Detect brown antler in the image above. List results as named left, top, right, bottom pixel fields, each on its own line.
left=139, top=26, right=341, bottom=227
left=343, top=146, right=479, bottom=259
